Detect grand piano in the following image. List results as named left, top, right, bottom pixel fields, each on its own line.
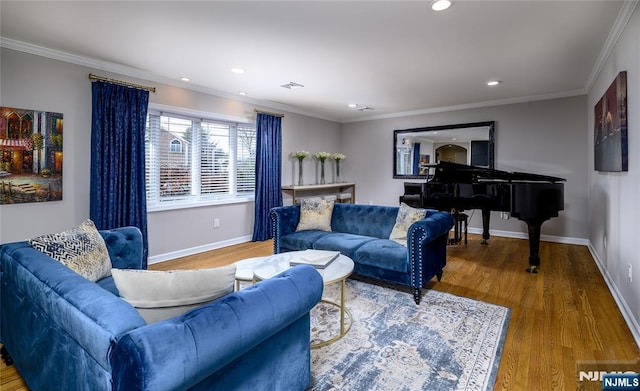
left=400, top=161, right=565, bottom=273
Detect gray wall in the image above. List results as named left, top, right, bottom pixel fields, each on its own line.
left=587, top=5, right=640, bottom=342
left=340, top=96, right=589, bottom=242
left=1, top=7, right=638, bottom=342
left=0, top=48, right=341, bottom=261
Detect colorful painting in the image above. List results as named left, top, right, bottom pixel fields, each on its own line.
left=0, top=107, right=63, bottom=204
left=594, top=71, right=628, bottom=172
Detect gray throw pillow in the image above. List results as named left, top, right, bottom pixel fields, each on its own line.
left=112, top=264, right=236, bottom=323
left=296, top=198, right=334, bottom=232
left=389, top=203, right=427, bottom=246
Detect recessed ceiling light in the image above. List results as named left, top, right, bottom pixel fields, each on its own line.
left=231, top=68, right=245, bottom=74
left=348, top=103, right=358, bottom=108
left=238, top=91, right=247, bottom=96
left=487, top=80, right=501, bottom=86
left=180, top=77, right=191, bottom=82
left=431, top=0, right=452, bottom=11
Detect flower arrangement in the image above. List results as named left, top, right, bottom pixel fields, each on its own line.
left=314, top=152, right=331, bottom=184
left=292, top=150, right=309, bottom=186
left=331, top=153, right=346, bottom=161
left=291, top=150, right=309, bottom=162
left=332, top=153, right=345, bottom=182
left=22, top=137, right=34, bottom=152
left=314, top=151, right=331, bottom=162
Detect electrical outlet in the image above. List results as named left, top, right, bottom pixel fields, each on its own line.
left=213, top=218, right=220, bottom=228
left=628, top=264, right=633, bottom=283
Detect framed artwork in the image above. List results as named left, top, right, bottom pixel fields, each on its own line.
left=0, top=107, right=63, bottom=204
left=594, top=71, right=628, bottom=172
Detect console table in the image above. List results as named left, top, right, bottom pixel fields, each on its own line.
left=281, top=182, right=355, bottom=205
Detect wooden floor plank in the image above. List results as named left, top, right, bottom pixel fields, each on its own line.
left=2, top=234, right=638, bottom=390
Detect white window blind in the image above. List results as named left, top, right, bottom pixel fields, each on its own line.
left=145, top=108, right=255, bottom=209
left=236, top=125, right=256, bottom=194
left=201, top=121, right=230, bottom=195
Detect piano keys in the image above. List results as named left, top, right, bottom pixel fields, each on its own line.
left=400, top=161, right=565, bottom=273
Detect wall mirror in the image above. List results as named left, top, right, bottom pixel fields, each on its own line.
left=393, top=121, right=495, bottom=179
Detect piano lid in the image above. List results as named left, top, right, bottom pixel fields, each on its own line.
left=427, top=161, right=566, bottom=183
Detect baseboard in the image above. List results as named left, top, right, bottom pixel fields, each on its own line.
left=587, top=242, right=640, bottom=349
left=147, top=235, right=253, bottom=265
left=466, top=227, right=589, bottom=246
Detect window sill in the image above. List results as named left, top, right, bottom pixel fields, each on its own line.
left=147, top=196, right=255, bottom=213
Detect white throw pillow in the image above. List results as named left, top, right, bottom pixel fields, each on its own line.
left=112, top=264, right=236, bottom=323
left=389, top=203, right=427, bottom=246
left=295, top=198, right=334, bottom=232
left=29, top=219, right=112, bottom=282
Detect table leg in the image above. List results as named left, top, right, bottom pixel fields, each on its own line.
left=340, top=278, right=345, bottom=335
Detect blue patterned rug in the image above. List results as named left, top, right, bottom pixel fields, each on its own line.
left=309, top=279, right=510, bottom=391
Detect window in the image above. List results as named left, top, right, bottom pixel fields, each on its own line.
left=145, top=108, right=256, bottom=209
left=169, top=139, right=182, bottom=153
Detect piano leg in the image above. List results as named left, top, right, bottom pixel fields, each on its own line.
left=481, top=209, right=491, bottom=244
left=526, top=221, right=542, bottom=273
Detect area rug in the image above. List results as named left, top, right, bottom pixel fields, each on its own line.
left=309, top=280, right=510, bottom=391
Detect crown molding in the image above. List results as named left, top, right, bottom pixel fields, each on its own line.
left=343, top=88, right=587, bottom=124
left=3, top=0, right=636, bottom=128
left=584, top=0, right=639, bottom=94
left=0, top=37, right=335, bottom=123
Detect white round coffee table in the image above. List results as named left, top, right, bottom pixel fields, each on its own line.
left=252, top=251, right=354, bottom=348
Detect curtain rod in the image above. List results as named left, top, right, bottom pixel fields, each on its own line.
left=254, top=108, right=285, bottom=118
left=88, top=73, right=156, bottom=93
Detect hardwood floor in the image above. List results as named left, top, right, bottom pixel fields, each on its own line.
left=2, top=235, right=638, bottom=390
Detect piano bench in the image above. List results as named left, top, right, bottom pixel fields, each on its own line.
left=450, top=212, right=468, bottom=245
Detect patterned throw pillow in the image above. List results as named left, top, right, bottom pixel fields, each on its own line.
left=29, top=219, right=112, bottom=282
left=389, top=203, right=427, bottom=246
left=111, top=264, right=237, bottom=323
left=296, top=198, right=334, bottom=232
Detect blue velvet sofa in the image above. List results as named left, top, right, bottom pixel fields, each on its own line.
left=0, top=227, right=323, bottom=391
left=270, top=203, right=454, bottom=304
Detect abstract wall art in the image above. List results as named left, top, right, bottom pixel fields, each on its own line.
left=594, top=71, right=628, bottom=172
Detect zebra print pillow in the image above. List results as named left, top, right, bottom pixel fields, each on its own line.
left=29, top=219, right=112, bottom=282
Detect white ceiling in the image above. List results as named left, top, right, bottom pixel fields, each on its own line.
left=0, top=1, right=634, bottom=123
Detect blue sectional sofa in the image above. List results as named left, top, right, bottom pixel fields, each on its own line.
left=0, top=227, right=323, bottom=391
left=270, top=203, right=454, bottom=304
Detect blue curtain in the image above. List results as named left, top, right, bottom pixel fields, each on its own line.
left=252, top=113, right=283, bottom=241
left=90, top=81, right=150, bottom=266
left=413, top=142, right=421, bottom=175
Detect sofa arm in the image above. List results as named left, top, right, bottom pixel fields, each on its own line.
left=406, top=210, right=454, bottom=301
left=270, top=205, right=301, bottom=253
left=100, top=227, right=144, bottom=270
left=110, top=265, right=323, bottom=391
left=408, top=210, right=454, bottom=245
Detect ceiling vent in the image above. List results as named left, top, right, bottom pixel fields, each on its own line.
left=356, top=106, right=374, bottom=112
left=280, top=82, right=304, bottom=89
